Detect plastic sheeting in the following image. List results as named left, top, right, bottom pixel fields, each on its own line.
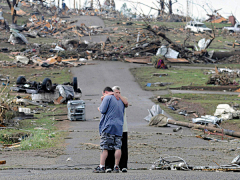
left=15, top=55, right=29, bottom=64
left=56, top=85, right=75, bottom=103
left=144, top=104, right=165, bottom=122
left=214, top=104, right=238, bottom=121
left=32, top=85, right=75, bottom=103
left=198, top=38, right=211, bottom=51
left=156, top=46, right=179, bottom=59
left=8, top=28, right=28, bottom=44
left=144, top=105, right=161, bottom=121
left=192, top=115, right=222, bottom=125
left=53, top=45, right=65, bottom=52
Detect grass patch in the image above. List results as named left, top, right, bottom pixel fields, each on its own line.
left=0, top=53, right=14, bottom=61
left=20, top=129, right=66, bottom=150
left=130, top=66, right=226, bottom=91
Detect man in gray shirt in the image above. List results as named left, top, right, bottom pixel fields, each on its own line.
left=93, top=87, right=125, bottom=173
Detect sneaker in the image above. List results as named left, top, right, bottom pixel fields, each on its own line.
left=93, top=166, right=105, bottom=173
left=122, top=168, right=127, bottom=173
left=106, top=168, right=112, bottom=173
left=112, top=166, right=120, bottom=173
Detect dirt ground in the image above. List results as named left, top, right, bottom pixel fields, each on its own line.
left=174, top=100, right=207, bottom=116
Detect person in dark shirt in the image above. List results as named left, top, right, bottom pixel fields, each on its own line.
left=93, top=87, right=125, bottom=173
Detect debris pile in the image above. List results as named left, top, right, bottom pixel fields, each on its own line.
left=150, top=154, right=240, bottom=172
left=157, top=96, right=201, bottom=119
left=0, top=0, right=240, bottom=66
left=206, top=74, right=233, bottom=85
left=150, top=155, right=189, bottom=170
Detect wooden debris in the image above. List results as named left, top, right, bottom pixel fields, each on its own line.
left=0, top=160, right=6, bottom=164
left=124, top=56, right=152, bottom=64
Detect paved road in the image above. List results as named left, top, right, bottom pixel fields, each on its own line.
left=71, top=15, right=105, bottom=28
left=1, top=169, right=239, bottom=180
left=71, top=15, right=108, bottom=43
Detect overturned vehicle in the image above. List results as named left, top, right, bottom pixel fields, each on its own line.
left=11, top=76, right=81, bottom=104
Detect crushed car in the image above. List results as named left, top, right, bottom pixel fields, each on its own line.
left=11, top=76, right=81, bottom=103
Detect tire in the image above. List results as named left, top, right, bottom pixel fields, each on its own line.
left=31, top=81, right=38, bottom=89
left=42, top=78, right=52, bottom=92
left=16, top=76, right=26, bottom=85
left=73, top=77, right=78, bottom=91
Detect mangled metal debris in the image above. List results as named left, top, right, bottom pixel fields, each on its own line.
left=150, top=155, right=189, bottom=170
left=11, top=76, right=82, bottom=104
left=150, top=154, right=240, bottom=172
left=192, top=115, right=222, bottom=125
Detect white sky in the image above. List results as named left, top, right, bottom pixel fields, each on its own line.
left=64, top=0, right=239, bottom=22
left=113, top=0, right=240, bottom=21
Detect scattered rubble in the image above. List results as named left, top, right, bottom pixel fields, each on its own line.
left=206, top=74, right=233, bottom=85
left=150, top=154, right=240, bottom=172
left=0, top=0, right=239, bottom=68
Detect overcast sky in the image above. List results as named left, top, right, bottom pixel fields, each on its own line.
left=110, top=0, right=240, bottom=21
left=63, top=0, right=239, bottom=22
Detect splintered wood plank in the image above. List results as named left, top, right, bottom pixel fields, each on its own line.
left=0, top=160, right=6, bottom=164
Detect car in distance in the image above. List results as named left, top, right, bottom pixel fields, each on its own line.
left=185, top=21, right=212, bottom=33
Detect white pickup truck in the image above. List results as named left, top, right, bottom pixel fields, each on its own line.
left=223, top=23, right=240, bottom=33
left=185, top=21, right=212, bottom=33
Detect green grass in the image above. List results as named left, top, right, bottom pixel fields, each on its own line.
left=20, top=130, right=66, bottom=150
left=130, top=66, right=229, bottom=91
left=0, top=53, right=14, bottom=61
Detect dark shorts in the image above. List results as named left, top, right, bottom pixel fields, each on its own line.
left=100, top=132, right=122, bottom=150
